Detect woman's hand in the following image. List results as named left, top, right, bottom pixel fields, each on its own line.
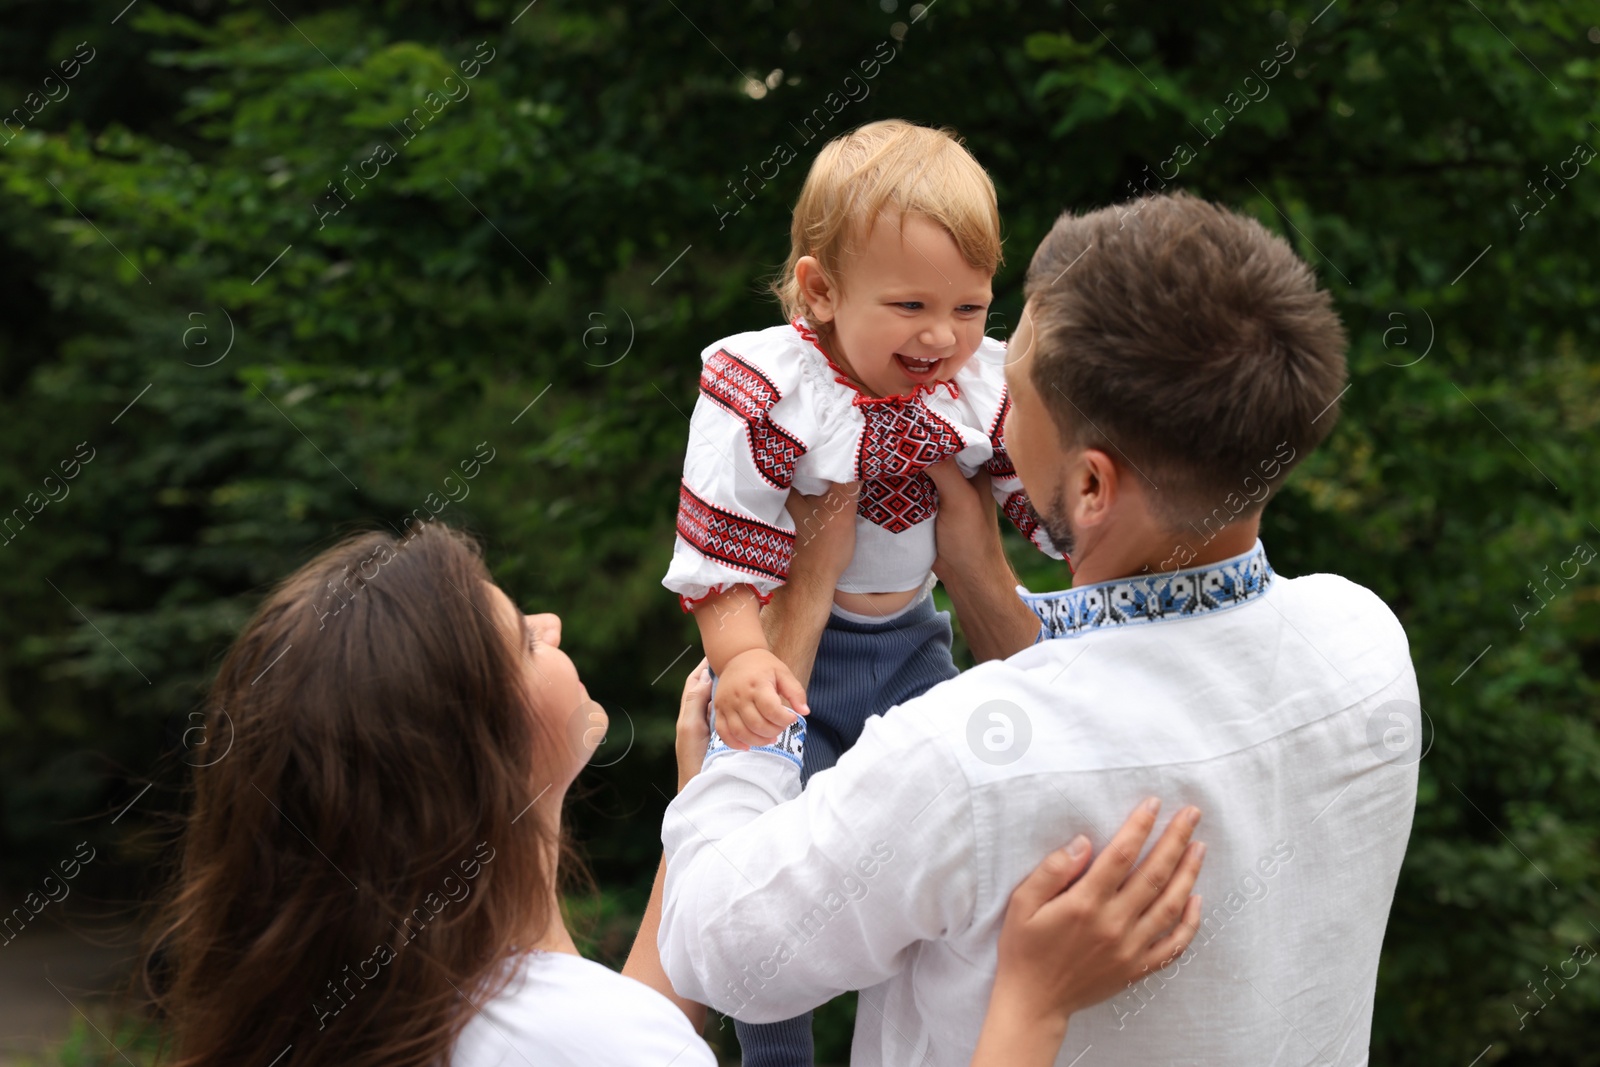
left=673, top=657, right=713, bottom=792
left=972, top=799, right=1206, bottom=1065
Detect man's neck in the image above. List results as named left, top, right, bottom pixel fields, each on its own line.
left=1069, top=517, right=1262, bottom=587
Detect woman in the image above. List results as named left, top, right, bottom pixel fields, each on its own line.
left=142, top=521, right=1203, bottom=1066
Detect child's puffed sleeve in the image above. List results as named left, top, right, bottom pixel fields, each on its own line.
left=955, top=346, right=1064, bottom=561
left=663, top=342, right=816, bottom=611
left=980, top=387, right=1064, bottom=560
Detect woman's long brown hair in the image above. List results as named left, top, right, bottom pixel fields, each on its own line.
left=142, top=522, right=562, bottom=1067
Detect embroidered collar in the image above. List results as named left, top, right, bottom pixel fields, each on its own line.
left=792, top=318, right=961, bottom=407
left=1021, top=540, right=1274, bottom=641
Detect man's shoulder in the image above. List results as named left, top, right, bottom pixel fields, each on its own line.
left=1273, top=569, right=1413, bottom=668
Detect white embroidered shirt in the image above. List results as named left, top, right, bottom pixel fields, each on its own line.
left=662, top=320, right=1057, bottom=608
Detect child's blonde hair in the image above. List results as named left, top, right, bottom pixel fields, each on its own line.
left=772, top=120, right=1003, bottom=323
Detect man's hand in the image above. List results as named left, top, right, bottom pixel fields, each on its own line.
left=927, top=459, right=1001, bottom=583
left=925, top=460, right=1041, bottom=662
left=714, top=647, right=809, bottom=750
left=787, top=480, right=859, bottom=584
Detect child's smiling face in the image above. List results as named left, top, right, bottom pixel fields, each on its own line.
left=797, top=212, right=994, bottom=398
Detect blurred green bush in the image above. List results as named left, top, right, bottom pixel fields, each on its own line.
left=0, top=1, right=1595, bottom=1061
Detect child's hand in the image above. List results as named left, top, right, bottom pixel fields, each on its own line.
left=714, top=648, right=809, bottom=750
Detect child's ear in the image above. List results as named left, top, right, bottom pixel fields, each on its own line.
left=795, top=256, right=837, bottom=323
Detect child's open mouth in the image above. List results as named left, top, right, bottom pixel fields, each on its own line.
left=895, top=353, right=943, bottom=381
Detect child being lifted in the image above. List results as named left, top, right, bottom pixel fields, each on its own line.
left=662, top=119, right=1058, bottom=1064
left=665, top=118, right=1059, bottom=759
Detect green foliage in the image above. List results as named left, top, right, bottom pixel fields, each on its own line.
left=12, top=1013, right=162, bottom=1067
left=1, top=0, right=1596, bottom=1062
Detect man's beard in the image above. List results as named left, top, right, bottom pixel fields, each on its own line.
left=1027, top=491, right=1075, bottom=561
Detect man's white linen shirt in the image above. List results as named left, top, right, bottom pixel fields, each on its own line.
left=659, top=541, right=1419, bottom=1066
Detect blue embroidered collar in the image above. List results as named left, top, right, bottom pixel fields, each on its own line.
left=1021, top=540, right=1274, bottom=641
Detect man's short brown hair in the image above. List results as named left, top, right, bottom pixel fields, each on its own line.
left=1023, top=192, right=1347, bottom=528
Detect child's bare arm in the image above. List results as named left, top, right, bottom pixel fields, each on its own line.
left=691, top=584, right=767, bottom=677
left=691, top=588, right=806, bottom=750
left=926, top=459, right=1042, bottom=661
left=690, top=483, right=857, bottom=750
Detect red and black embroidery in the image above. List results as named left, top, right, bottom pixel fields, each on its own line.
left=1002, top=489, right=1041, bottom=543
left=856, top=403, right=964, bottom=480
left=858, top=473, right=939, bottom=534
left=853, top=402, right=965, bottom=534
left=676, top=484, right=794, bottom=583
left=701, top=349, right=808, bottom=489
left=702, top=348, right=780, bottom=419
left=748, top=421, right=805, bottom=490
left=981, top=390, right=1017, bottom=479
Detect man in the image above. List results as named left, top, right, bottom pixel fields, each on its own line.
left=658, top=192, right=1419, bottom=1064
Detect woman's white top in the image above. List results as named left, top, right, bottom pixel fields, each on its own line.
left=663, top=320, right=1058, bottom=607
left=451, top=950, right=715, bottom=1067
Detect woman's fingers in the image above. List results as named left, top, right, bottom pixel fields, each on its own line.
left=680, top=657, right=711, bottom=708
left=1077, top=797, right=1162, bottom=898
left=1142, top=892, right=1204, bottom=974
left=673, top=657, right=715, bottom=789
left=1133, top=838, right=1206, bottom=946
left=1118, top=805, right=1202, bottom=912
left=1006, top=836, right=1092, bottom=918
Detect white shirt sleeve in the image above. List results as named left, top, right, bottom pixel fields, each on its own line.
left=658, top=708, right=977, bottom=1023
left=663, top=342, right=818, bottom=608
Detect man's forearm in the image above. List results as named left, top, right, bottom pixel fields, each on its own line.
left=942, top=542, right=1041, bottom=663
left=762, top=569, right=835, bottom=688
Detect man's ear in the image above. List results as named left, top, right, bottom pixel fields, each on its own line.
left=795, top=256, right=837, bottom=323
left=1074, top=448, right=1121, bottom=529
